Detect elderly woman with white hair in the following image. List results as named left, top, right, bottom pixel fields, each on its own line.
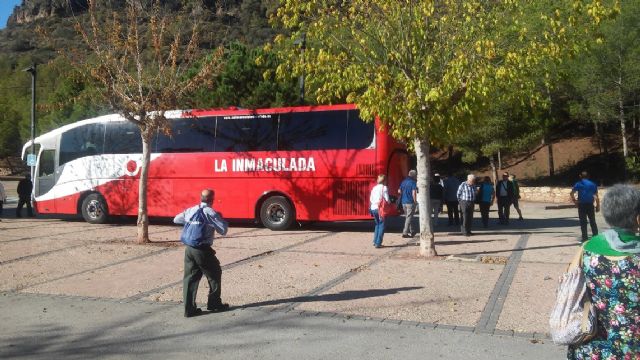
left=567, top=184, right=640, bottom=359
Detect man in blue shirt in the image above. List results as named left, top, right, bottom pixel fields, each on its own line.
left=174, top=189, right=229, bottom=317
left=398, top=170, right=418, bottom=238
left=570, top=171, right=600, bottom=242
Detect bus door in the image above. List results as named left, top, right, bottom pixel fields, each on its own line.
left=386, top=149, right=409, bottom=194
left=36, top=149, right=57, bottom=199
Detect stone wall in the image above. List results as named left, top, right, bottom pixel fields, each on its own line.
left=519, top=186, right=606, bottom=204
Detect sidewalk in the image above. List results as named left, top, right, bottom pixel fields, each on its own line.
left=0, top=291, right=564, bottom=359
left=0, top=201, right=592, bottom=358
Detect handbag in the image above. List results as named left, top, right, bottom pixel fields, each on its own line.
left=549, top=246, right=597, bottom=345
left=378, top=193, right=395, bottom=219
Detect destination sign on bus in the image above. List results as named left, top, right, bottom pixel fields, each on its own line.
left=214, top=157, right=316, bottom=172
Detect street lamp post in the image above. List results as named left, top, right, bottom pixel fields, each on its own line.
left=293, top=33, right=306, bottom=105
left=24, top=63, right=37, bottom=180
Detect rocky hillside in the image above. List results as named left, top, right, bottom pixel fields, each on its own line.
left=1, top=0, right=277, bottom=56
left=6, top=0, right=89, bottom=27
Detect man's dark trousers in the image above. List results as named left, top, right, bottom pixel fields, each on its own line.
left=578, top=203, right=598, bottom=242
left=446, top=200, right=460, bottom=225
left=497, top=196, right=511, bottom=224
left=16, top=197, right=33, bottom=217
left=460, top=200, right=474, bottom=235
left=183, top=245, right=223, bottom=314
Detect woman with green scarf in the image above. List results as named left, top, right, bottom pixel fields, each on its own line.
left=568, top=184, right=640, bottom=359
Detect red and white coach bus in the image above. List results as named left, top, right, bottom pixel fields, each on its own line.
left=22, top=104, right=408, bottom=229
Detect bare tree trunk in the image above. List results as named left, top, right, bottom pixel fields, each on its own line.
left=497, top=150, right=502, bottom=171
left=490, top=155, right=497, bottom=185
left=542, top=136, right=555, bottom=177
left=548, top=141, right=555, bottom=177
left=594, top=121, right=602, bottom=154
left=619, top=69, right=628, bottom=157
left=415, top=137, right=437, bottom=257
left=636, top=100, right=640, bottom=151
left=137, top=130, right=151, bottom=244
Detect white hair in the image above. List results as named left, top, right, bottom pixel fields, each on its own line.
left=602, top=184, right=640, bottom=230
left=467, top=174, right=475, bottom=181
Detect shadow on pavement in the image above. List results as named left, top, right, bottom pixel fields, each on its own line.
left=241, top=287, right=423, bottom=309
left=453, top=242, right=579, bottom=257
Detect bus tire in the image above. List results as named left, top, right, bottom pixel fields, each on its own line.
left=81, top=193, right=109, bottom=224
left=260, top=196, right=294, bottom=230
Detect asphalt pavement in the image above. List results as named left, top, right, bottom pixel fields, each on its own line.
left=0, top=199, right=588, bottom=359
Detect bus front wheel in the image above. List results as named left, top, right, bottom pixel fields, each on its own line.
left=81, top=193, right=109, bottom=224
left=260, top=196, right=294, bottom=230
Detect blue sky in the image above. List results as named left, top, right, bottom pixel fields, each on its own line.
left=0, top=0, right=22, bottom=29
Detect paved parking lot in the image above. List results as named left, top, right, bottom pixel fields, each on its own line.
left=0, top=199, right=594, bottom=358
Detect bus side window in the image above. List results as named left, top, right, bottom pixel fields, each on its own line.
left=60, top=124, right=105, bottom=165
left=156, top=117, right=215, bottom=153
left=104, top=122, right=142, bottom=154
left=38, top=149, right=55, bottom=177
left=215, top=116, right=277, bottom=152
left=346, top=110, right=375, bottom=149
left=278, top=111, right=347, bottom=151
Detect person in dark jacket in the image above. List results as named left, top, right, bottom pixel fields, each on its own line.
left=443, top=174, right=461, bottom=226
left=430, top=175, right=444, bottom=227
left=495, top=172, right=515, bottom=225
left=16, top=174, right=34, bottom=218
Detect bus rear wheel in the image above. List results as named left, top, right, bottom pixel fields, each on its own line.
left=81, top=193, right=109, bottom=224
left=260, top=196, right=294, bottom=230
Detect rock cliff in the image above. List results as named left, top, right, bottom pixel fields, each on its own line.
left=6, top=0, right=90, bottom=27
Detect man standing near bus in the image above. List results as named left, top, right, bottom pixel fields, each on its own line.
left=174, top=189, right=229, bottom=317
left=16, top=174, right=34, bottom=218
left=398, top=170, right=418, bottom=238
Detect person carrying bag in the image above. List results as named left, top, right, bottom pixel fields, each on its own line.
left=553, top=184, right=640, bottom=359
left=369, top=174, right=390, bottom=248
left=549, top=245, right=597, bottom=345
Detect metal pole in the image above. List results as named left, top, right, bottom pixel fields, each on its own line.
left=29, top=64, right=37, bottom=181
left=30, top=64, right=36, bottom=154
left=295, top=33, right=306, bottom=105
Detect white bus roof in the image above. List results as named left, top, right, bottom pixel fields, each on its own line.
left=21, top=110, right=185, bottom=158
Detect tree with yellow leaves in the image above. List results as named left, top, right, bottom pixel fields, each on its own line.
left=274, top=0, right=617, bottom=256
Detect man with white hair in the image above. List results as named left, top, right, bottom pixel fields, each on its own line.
left=457, top=174, right=478, bottom=236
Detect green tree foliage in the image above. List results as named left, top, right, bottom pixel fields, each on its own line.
left=0, top=109, right=23, bottom=158
left=274, top=0, right=618, bottom=257
left=0, top=0, right=283, bottom=163
left=568, top=1, right=640, bottom=158
left=190, top=41, right=298, bottom=109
